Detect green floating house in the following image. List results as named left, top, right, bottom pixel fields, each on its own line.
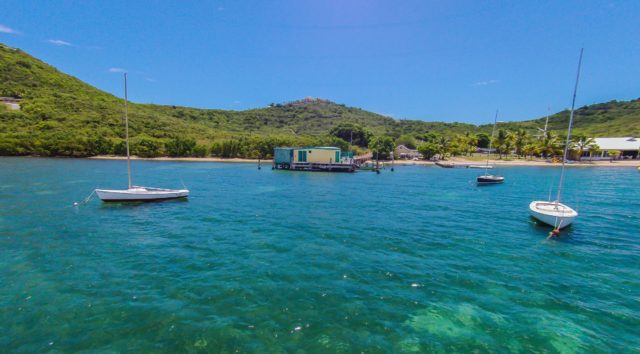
left=273, top=146, right=355, bottom=172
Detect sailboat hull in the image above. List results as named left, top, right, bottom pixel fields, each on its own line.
left=529, top=201, right=577, bottom=229
left=96, top=187, right=189, bottom=202
left=477, top=175, right=504, bottom=184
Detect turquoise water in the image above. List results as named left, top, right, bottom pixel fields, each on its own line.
left=1, top=157, right=638, bottom=353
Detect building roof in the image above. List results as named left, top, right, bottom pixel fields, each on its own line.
left=593, top=137, right=640, bottom=151
left=395, top=144, right=418, bottom=152
left=298, top=146, right=340, bottom=150
left=277, top=146, right=340, bottom=151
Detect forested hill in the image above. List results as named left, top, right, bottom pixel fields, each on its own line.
left=0, top=43, right=475, bottom=156
left=485, top=99, right=640, bottom=137
left=0, top=42, right=638, bottom=157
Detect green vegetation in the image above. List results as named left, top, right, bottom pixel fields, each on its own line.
left=1, top=43, right=638, bottom=158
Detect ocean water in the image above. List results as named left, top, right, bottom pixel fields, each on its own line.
left=0, top=157, right=638, bottom=353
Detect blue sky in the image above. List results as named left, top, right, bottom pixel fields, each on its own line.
left=1, top=0, right=639, bottom=124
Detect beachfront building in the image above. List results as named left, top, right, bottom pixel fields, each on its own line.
left=273, top=146, right=356, bottom=172
left=395, top=145, right=422, bottom=159
left=583, top=137, right=640, bottom=160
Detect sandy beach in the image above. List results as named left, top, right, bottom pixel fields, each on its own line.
left=89, top=155, right=640, bottom=167
left=394, top=157, right=640, bottom=167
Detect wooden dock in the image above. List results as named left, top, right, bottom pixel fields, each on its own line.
left=273, top=162, right=357, bottom=172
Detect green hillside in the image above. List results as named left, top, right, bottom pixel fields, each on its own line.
left=481, top=99, right=640, bottom=137
left=0, top=43, right=638, bottom=158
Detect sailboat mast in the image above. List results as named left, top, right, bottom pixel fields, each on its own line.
left=543, top=107, right=550, bottom=136
left=556, top=48, right=584, bottom=203
left=124, top=73, right=132, bottom=189
left=485, top=110, right=498, bottom=175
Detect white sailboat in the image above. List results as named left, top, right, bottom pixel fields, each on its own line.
left=477, top=110, right=504, bottom=184
left=529, top=48, right=583, bottom=230
left=96, top=73, right=189, bottom=202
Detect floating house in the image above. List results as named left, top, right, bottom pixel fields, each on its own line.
left=273, top=146, right=356, bottom=172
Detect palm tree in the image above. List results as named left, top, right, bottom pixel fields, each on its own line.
left=522, top=143, right=537, bottom=160
left=437, top=136, right=450, bottom=160
left=463, top=132, right=478, bottom=156
left=536, top=131, right=559, bottom=159
left=502, top=132, right=516, bottom=159
left=514, top=129, right=528, bottom=158
left=573, top=134, right=597, bottom=161
left=494, top=129, right=507, bottom=158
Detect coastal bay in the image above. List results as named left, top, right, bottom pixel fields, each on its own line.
left=1, top=157, right=638, bottom=352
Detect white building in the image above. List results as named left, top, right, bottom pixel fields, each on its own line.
left=584, top=137, right=640, bottom=160
left=0, top=97, right=21, bottom=111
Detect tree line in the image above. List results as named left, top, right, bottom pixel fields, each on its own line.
left=0, top=119, right=603, bottom=160
left=411, top=129, right=601, bottom=161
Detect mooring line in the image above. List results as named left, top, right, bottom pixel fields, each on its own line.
left=74, top=189, right=96, bottom=206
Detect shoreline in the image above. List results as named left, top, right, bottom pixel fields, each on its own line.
left=88, top=156, right=266, bottom=163
left=85, top=155, right=640, bottom=167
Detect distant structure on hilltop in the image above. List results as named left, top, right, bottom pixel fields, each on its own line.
left=0, top=96, right=21, bottom=111
left=269, top=97, right=338, bottom=108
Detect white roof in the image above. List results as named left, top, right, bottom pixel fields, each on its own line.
left=593, top=137, right=640, bottom=151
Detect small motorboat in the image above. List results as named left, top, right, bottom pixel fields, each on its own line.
left=96, top=186, right=189, bottom=202
left=477, top=175, right=504, bottom=184
left=468, top=164, right=493, bottom=169
left=529, top=201, right=578, bottom=229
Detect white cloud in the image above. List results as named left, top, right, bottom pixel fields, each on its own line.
left=471, top=79, right=499, bottom=87
left=109, top=67, right=127, bottom=73
left=0, top=24, right=17, bottom=34
left=48, top=39, right=72, bottom=46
